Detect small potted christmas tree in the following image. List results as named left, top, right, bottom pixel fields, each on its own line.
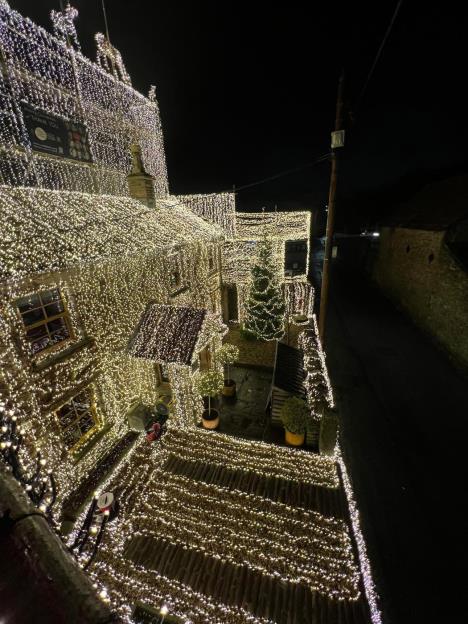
left=217, top=343, right=240, bottom=397
left=279, top=396, right=309, bottom=446
left=194, top=370, right=224, bottom=429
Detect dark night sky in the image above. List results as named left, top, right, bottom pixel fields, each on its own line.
left=10, top=1, right=468, bottom=227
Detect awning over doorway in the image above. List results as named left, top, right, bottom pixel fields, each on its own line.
left=128, top=304, right=227, bottom=365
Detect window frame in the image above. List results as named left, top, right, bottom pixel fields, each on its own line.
left=55, top=387, right=99, bottom=453
left=16, top=287, right=74, bottom=357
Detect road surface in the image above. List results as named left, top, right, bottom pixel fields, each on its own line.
left=314, top=241, right=466, bottom=624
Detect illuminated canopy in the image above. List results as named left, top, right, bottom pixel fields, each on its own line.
left=129, top=304, right=215, bottom=365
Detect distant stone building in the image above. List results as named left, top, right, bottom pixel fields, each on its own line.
left=373, top=175, right=468, bottom=368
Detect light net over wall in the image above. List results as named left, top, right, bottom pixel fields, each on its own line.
left=0, top=2, right=168, bottom=196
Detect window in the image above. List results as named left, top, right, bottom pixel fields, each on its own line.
left=208, top=246, right=216, bottom=271
left=170, top=270, right=181, bottom=289
left=16, top=288, right=72, bottom=355
left=56, top=388, right=98, bottom=451
left=159, top=363, right=170, bottom=383
left=169, top=254, right=182, bottom=290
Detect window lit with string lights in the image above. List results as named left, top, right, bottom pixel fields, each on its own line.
left=170, top=268, right=181, bottom=289
left=55, top=387, right=99, bottom=451
left=168, top=253, right=185, bottom=293
left=16, top=288, right=73, bottom=356
left=208, top=244, right=217, bottom=272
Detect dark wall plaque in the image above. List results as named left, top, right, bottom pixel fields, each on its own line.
left=22, top=104, right=92, bottom=163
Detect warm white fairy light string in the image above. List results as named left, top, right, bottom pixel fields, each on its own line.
left=71, top=442, right=276, bottom=624
left=0, top=4, right=381, bottom=621
left=235, top=211, right=310, bottom=241
left=337, top=446, right=382, bottom=624
left=298, top=314, right=335, bottom=421
left=222, top=211, right=311, bottom=320
left=69, top=436, right=364, bottom=622
left=163, top=427, right=338, bottom=487
left=301, top=318, right=382, bottom=623
left=176, top=193, right=237, bottom=237
left=285, top=278, right=314, bottom=320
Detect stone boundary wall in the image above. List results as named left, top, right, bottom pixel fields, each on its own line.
left=0, top=469, right=120, bottom=623
left=373, top=226, right=468, bottom=369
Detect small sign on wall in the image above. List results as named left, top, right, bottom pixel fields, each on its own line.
left=332, top=245, right=338, bottom=258
left=22, top=104, right=92, bottom=163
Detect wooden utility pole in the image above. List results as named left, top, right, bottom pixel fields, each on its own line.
left=318, top=72, right=345, bottom=342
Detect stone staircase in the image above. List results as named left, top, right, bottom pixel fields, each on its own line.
left=163, top=453, right=346, bottom=519
left=110, top=428, right=371, bottom=624
left=125, top=534, right=370, bottom=624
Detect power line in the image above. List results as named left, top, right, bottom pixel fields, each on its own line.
left=234, top=153, right=331, bottom=192
left=101, top=0, right=111, bottom=43
left=356, top=0, right=404, bottom=110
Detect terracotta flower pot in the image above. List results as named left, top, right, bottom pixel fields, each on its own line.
left=202, top=408, right=219, bottom=430
left=222, top=379, right=236, bottom=397
left=285, top=429, right=305, bottom=446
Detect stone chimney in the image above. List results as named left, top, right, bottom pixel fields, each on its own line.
left=127, top=143, right=156, bottom=209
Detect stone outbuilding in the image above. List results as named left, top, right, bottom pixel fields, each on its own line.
left=373, top=175, right=468, bottom=368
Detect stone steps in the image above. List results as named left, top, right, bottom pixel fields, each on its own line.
left=163, top=427, right=338, bottom=488
left=163, top=453, right=346, bottom=519
left=124, top=535, right=370, bottom=624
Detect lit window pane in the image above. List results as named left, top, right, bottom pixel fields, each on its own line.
left=44, top=300, right=64, bottom=316
left=79, top=414, right=93, bottom=434
left=17, top=293, right=41, bottom=313
left=41, top=289, right=61, bottom=305
left=17, top=288, right=71, bottom=355
left=22, top=307, right=45, bottom=326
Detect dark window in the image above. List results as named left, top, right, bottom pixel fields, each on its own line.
left=406, top=245, right=410, bottom=253
left=208, top=246, right=216, bottom=271
left=428, top=252, right=435, bottom=263
left=170, top=270, right=181, bottom=288
left=17, top=288, right=72, bottom=355
left=56, top=388, right=98, bottom=451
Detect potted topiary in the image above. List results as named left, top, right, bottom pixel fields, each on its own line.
left=279, top=396, right=309, bottom=446
left=217, top=343, right=240, bottom=397
left=194, top=369, right=224, bottom=429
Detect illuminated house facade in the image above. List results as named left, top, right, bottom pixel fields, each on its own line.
left=0, top=0, right=315, bottom=526
left=0, top=4, right=381, bottom=624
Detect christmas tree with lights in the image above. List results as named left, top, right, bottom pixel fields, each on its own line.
left=243, top=235, right=286, bottom=340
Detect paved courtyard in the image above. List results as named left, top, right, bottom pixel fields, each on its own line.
left=207, top=366, right=287, bottom=447
left=216, top=366, right=273, bottom=439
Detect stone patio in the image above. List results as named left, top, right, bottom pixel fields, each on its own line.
left=215, top=366, right=272, bottom=439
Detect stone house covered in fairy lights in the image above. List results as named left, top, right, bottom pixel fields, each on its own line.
left=0, top=5, right=382, bottom=624
left=0, top=0, right=313, bottom=520
left=0, top=180, right=227, bottom=519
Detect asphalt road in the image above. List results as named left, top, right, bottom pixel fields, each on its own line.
left=316, top=248, right=467, bottom=624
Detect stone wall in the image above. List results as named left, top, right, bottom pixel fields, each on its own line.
left=0, top=469, right=120, bottom=623
left=373, top=226, right=468, bottom=368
